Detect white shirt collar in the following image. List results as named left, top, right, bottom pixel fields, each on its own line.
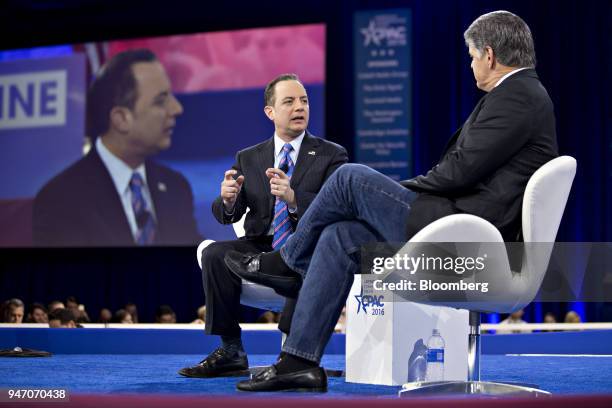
left=274, top=131, right=305, bottom=158
left=96, top=137, right=147, bottom=195
left=495, top=67, right=529, bottom=87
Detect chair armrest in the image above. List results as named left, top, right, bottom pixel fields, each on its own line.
left=409, top=214, right=504, bottom=243
left=196, top=239, right=216, bottom=269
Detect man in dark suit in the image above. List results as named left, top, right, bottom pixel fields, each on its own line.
left=225, top=11, right=558, bottom=391
left=178, top=74, right=348, bottom=378
left=33, top=49, right=201, bottom=247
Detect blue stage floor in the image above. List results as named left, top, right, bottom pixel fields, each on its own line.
left=1, top=354, right=612, bottom=397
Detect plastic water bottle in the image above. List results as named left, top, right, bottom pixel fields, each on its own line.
left=425, top=329, right=445, bottom=381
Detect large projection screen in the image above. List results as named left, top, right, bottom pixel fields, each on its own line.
left=0, top=24, right=326, bottom=247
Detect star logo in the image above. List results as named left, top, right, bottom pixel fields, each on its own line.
left=355, top=292, right=368, bottom=314
left=360, top=21, right=382, bottom=47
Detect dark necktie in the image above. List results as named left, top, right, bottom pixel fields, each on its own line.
left=129, top=173, right=156, bottom=245
left=272, top=143, right=295, bottom=249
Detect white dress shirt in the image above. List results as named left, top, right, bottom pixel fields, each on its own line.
left=495, top=67, right=529, bottom=87
left=273, top=131, right=304, bottom=169
left=96, top=137, right=157, bottom=241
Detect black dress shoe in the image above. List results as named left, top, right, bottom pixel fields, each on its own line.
left=178, top=347, right=249, bottom=378
left=236, top=364, right=327, bottom=392
left=224, top=251, right=301, bottom=298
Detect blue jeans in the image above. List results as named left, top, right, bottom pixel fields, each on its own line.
left=280, top=163, right=416, bottom=362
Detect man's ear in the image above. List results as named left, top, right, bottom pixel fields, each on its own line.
left=485, top=46, right=496, bottom=69
left=264, top=105, right=275, bottom=121
left=110, top=106, right=132, bottom=133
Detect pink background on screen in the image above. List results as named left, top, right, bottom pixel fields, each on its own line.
left=108, top=24, right=325, bottom=93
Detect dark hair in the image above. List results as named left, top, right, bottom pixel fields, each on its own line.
left=65, top=296, right=78, bottom=305
left=464, top=11, right=536, bottom=68
left=48, top=300, right=64, bottom=310
left=26, top=302, right=48, bottom=323
left=86, top=48, right=158, bottom=138
left=48, top=308, right=76, bottom=325
left=264, top=73, right=301, bottom=106
left=112, top=309, right=131, bottom=323
left=30, top=302, right=47, bottom=312
left=155, top=304, right=176, bottom=319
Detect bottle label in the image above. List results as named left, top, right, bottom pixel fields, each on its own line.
left=426, top=348, right=444, bottom=363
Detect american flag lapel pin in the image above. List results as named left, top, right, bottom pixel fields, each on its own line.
left=308, top=151, right=316, bottom=155
left=158, top=182, right=167, bottom=192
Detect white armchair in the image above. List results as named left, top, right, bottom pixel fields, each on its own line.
left=196, top=208, right=286, bottom=313
left=397, top=156, right=577, bottom=397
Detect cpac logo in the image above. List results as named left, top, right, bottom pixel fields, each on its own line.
left=355, top=293, right=385, bottom=315
left=360, top=20, right=406, bottom=47
left=0, top=70, right=67, bottom=130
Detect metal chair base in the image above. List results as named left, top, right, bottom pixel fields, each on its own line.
left=398, top=380, right=551, bottom=398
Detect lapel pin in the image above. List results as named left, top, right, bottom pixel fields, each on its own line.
left=158, top=182, right=167, bottom=192
left=308, top=151, right=316, bottom=155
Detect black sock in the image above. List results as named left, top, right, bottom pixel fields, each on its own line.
left=260, top=251, right=297, bottom=277
left=275, top=352, right=318, bottom=374
left=220, top=335, right=245, bottom=356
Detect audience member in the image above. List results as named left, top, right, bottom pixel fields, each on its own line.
left=256, top=311, right=280, bottom=324
left=66, top=296, right=91, bottom=323
left=98, top=308, right=113, bottom=324
left=48, top=309, right=78, bottom=328
left=1, top=298, right=24, bottom=323
left=125, top=302, right=139, bottom=323
left=112, top=309, right=134, bottom=324
left=48, top=300, right=65, bottom=312
left=26, top=303, right=49, bottom=323
left=156, top=305, right=177, bottom=323
left=564, top=310, right=582, bottom=323
left=497, top=309, right=532, bottom=334
left=191, top=305, right=206, bottom=324
left=542, top=312, right=558, bottom=332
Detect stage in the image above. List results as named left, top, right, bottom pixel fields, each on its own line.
left=1, top=326, right=611, bottom=406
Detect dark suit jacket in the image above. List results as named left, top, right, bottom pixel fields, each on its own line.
left=211, top=131, right=348, bottom=332
left=401, top=69, right=558, bottom=241
left=33, top=147, right=201, bottom=247
left=212, top=131, right=348, bottom=234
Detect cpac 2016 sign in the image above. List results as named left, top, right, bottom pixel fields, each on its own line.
left=0, top=70, right=67, bottom=129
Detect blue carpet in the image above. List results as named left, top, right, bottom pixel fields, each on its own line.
left=0, top=354, right=611, bottom=397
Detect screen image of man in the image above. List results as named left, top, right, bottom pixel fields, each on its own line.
left=178, top=74, right=348, bottom=378
left=32, top=49, right=201, bottom=246
left=224, top=11, right=559, bottom=392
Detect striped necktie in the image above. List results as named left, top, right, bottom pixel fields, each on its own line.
left=129, top=173, right=156, bottom=245
left=272, top=143, right=295, bottom=249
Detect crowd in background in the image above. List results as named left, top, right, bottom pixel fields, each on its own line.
left=1, top=298, right=583, bottom=333
left=0, top=296, right=287, bottom=329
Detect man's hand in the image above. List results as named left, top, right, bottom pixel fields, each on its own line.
left=266, top=168, right=296, bottom=208
left=221, top=170, right=244, bottom=210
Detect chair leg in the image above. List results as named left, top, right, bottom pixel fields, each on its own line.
left=468, top=311, right=481, bottom=382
